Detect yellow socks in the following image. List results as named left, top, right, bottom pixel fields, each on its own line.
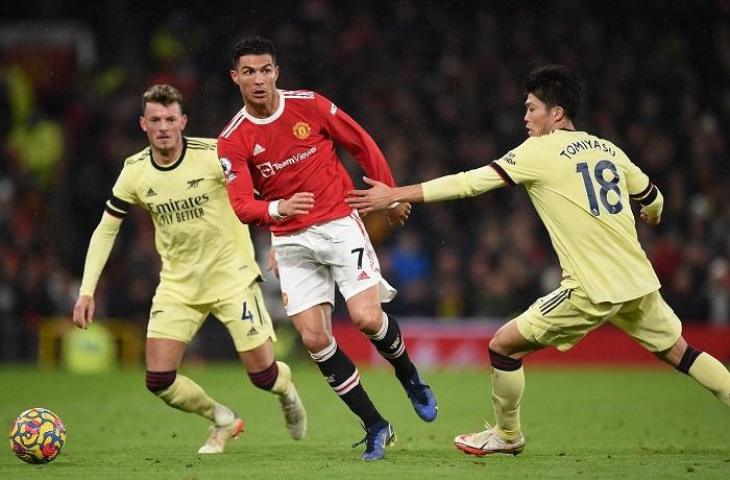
left=271, top=361, right=293, bottom=395
left=687, top=352, right=730, bottom=406
left=491, top=366, right=525, bottom=440
left=156, top=374, right=217, bottom=421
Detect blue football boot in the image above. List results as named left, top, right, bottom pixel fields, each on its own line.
left=352, top=420, right=396, bottom=461
left=403, top=371, right=438, bottom=422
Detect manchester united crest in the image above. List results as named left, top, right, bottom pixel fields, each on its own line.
left=292, top=121, right=311, bottom=140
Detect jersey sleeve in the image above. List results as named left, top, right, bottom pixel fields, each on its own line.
left=489, top=137, right=543, bottom=186
left=315, top=93, right=396, bottom=187
left=624, top=156, right=653, bottom=198
left=78, top=212, right=122, bottom=296
left=421, top=165, right=507, bottom=202
left=81, top=161, right=135, bottom=293
left=105, top=163, right=137, bottom=218
left=217, top=136, right=273, bottom=225
left=624, top=155, right=663, bottom=214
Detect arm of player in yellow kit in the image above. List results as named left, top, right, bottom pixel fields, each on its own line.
left=73, top=212, right=122, bottom=329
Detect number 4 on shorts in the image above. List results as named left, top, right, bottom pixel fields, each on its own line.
left=241, top=302, right=254, bottom=322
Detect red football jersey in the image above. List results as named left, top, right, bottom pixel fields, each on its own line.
left=218, top=90, right=395, bottom=235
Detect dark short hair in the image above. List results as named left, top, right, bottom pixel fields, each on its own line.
left=525, top=65, right=582, bottom=120
left=231, top=36, right=278, bottom=68
left=142, top=84, right=183, bottom=112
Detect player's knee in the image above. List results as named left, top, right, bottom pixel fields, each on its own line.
left=350, top=305, right=382, bottom=334
left=248, top=362, right=279, bottom=391
left=488, top=333, right=507, bottom=354
left=146, top=370, right=176, bottom=393
left=299, top=329, right=332, bottom=353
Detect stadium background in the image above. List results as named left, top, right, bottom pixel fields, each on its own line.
left=1, top=0, right=729, bottom=366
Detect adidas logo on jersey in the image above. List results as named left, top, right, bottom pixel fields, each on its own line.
left=247, top=326, right=259, bottom=336
left=146, top=187, right=157, bottom=197
left=357, top=271, right=370, bottom=281
left=253, top=144, right=266, bottom=156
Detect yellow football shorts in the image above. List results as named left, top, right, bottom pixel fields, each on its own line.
left=515, top=287, right=681, bottom=353
left=147, top=282, right=276, bottom=352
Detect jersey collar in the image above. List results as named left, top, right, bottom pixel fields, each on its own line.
left=243, top=90, right=285, bottom=125
left=150, top=138, right=188, bottom=171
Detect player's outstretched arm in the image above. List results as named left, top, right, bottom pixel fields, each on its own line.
left=348, top=164, right=508, bottom=215
left=347, top=177, right=424, bottom=215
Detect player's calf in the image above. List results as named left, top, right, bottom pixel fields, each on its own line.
left=149, top=372, right=218, bottom=421
left=310, top=340, right=386, bottom=431
left=673, top=345, right=730, bottom=407
left=147, top=370, right=242, bottom=453
left=145, top=370, right=176, bottom=393
left=248, top=362, right=280, bottom=391
left=368, top=313, right=439, bottom=422
left=249, top=361, right=308, bottom=439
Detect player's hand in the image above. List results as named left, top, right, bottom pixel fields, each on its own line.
left=640, top=207, right=661, bottom=226
left=72, top=295, right=95, bottom=329
left=386, top=202, right=412, bottom=226
left=346, top=177, right=396, bottom=214
left=267, top=247, right=280, bottom=279
left=278, top=192, right=315, bottom=217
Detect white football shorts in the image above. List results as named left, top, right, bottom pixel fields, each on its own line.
left=271, top=211, right=397, bottom=316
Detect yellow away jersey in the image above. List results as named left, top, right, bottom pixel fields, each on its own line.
left=106, top=137, right=261, bottom=304
left=489, top=129, right=660, bottom=303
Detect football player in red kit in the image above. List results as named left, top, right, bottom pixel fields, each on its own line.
left=218, top=37, right=437, bottom=461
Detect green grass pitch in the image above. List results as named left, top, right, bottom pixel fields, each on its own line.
left=1, top=363, right=729, bottom=479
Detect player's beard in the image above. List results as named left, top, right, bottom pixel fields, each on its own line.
left=153, top=136, right=179, bottom=157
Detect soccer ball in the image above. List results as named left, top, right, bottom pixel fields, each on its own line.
left=8, top=407, right=66, bottom=464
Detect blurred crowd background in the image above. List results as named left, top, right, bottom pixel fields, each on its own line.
left=2, top=0, right=729, bottom=360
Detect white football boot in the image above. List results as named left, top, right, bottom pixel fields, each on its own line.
left=197, top=405, right=244, bottom=454
left=454, top=422, right=525, bottom=456
left=279, top=383, right=307, bottom=440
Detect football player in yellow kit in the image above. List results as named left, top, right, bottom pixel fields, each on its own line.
left=347, top=65, right=730, bottom=456
left=73, top=84, right=307, bottom=454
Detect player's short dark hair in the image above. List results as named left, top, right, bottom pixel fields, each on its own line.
left=142, top=84, right=184, bottom=112
left=525, top=65, right=582, bottom=120
left=231, top=36, right=278, bottom=68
